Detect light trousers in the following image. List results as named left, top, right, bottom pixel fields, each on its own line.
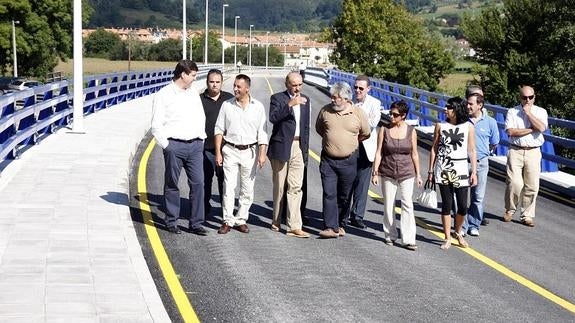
left=271, top=141, right=305, bottom=231
left=221, top=144, right=258, bottom=226
left=505, top=147, right=541, bottom=218
left=381, top=176, right=416, bottom=245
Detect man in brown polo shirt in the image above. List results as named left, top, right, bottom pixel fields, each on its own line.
left=316, top=81, right=371, bottom=238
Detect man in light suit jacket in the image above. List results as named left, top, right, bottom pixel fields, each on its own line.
left=268, top=71, right=311, bottom=238
left=348, top=75, right=382, bottom=229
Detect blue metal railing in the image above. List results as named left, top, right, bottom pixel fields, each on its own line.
left=325, top=69, right=575, bottom=172
left=0, top=66, right=217, bottom=165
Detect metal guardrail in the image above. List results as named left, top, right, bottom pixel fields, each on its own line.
left=0, top=66, right=216, bottom=166
left=319, top=69, right=575, bottom=172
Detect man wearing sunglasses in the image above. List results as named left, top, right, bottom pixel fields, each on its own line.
left=348, top=75, right=382, bottom=229
left=503, top=86, right=548, bottom=227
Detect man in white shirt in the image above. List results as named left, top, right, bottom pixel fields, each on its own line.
left=151, top=60, right=208, bottom=235
left=214, top=74, right=269, bottom=234
left=348, top=75, right=382, bottom=229
left=504, top=86, right=548, bottom=227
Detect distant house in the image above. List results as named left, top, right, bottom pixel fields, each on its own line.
left=455, top=38, right=476, bottom=57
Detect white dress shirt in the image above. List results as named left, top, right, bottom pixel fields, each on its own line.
left=214, top=96, right=269, bottom=145
left=505, top=104, right=548, bottom=147
left=151, top=81, right=206, bottom=149
left=289, top=93, right=302, bottom=137
left=354, top=94, right=382, bottom=162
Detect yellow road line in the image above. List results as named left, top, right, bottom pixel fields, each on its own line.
left=137, top=138, right=200, bottom=323
left=267, top=75, right=575, bottom=314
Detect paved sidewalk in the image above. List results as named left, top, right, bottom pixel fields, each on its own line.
left=0, top=96, right=170, bottom=322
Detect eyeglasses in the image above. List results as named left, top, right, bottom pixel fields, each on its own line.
left=391, top=112, right=403, bottom=118
left=354, top=86, right=365, bottom=91
left=521, top=95, right=535, bottom=100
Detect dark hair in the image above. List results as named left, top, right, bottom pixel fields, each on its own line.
left=207, top=69, right=223, bottom=79
left=390, top=100, right=409, bottom=116
left=173, top=60, right=198, bottom=80
left=468, top=93, right=484, bottom=105
left=355, top=74, right=371, bottom=84
left=235, top=74, right=251, bottom=87
left=447, top=96, right=469, bottom=125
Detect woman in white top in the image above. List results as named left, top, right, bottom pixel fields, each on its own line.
left=428, top=97, right=477, bottom=250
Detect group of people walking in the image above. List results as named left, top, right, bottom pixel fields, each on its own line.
left=151, top=59, right=548, bottom=251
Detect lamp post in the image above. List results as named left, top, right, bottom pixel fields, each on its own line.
left=12, top=20, right=19, bottom=77
left=182, top=0, right=187, bottom=59
left=249, top=24, right=254, bottom=68
left=204, top=0, right=209, bottom=65
left=265, top=31, right=270, bottom=70
left=234, top=16, right=240, bottom=67
left=221, top=4, right=228, bottom=67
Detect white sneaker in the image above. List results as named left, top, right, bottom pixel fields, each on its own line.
left=469, top=228, right=480, bottom=236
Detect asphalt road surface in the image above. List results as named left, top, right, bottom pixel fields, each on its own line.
left=129, top=71, right=575, bottom=322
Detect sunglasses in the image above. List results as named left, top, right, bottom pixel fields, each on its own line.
left=521, top=95, right=535, bottom=100
left=391, top=112, right=403, bottom=118
left=354, top=86, right=365, bottom=91
left=445, top=105, right=455, bottom=110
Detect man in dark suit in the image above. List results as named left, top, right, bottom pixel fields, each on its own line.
left=268, top=71, right=311, bottom=238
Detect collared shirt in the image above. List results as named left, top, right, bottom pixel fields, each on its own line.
left=214, top=96, right=269, bottom=146
left=354, top=94, right=382, bottom=161
left=505, top=104, right=548, bottom=148
left=289, top=93, right=302, bottom=138
left=470, top=109, right=500, bottom=160
left=201, top=90, right=234, bottom=150
left=316, top=104, right=371, bottom=158
left=151, top=81, right=206, bottom=149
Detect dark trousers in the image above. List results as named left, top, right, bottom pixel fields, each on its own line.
left=203, top=149, right=224, bottom=214
left=319, top=150, right=358, bottom=230
left=163, top=139, right=205, bottom=229
left=350, top=145, right=372, bottom=221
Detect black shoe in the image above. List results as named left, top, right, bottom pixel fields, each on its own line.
left=350, top=218, right=367, bottom=229
left=190, top=226, right=208, bottom=236
left=167, top=226, right=182, bottom=234
left=481, top=219, right=489, bottom=226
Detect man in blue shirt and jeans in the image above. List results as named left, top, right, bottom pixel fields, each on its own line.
left=463, top=87, right=500, bottom=236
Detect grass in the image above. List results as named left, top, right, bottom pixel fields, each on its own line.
left=437, top=73, right=476, bottom=96
left=54, top=58, right=175, bottom=77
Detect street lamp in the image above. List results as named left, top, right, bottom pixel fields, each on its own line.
left=12, top=20, right=19, bottom=77
left=234, top=16, right=240, bottom=67
left=249, top=24, right=254, bottom=68
left=265, top=31, right=270, bottom=70
left=182, top=0, right=187, bottom=59
left=221, top=4, right=228, bottom=67
left=204, top=0, right=209, bottom=65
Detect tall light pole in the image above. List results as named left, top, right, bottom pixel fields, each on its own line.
left=221, top=4, right=228, bottom=67
left=265, top=31, right=270, bottom=70
left=249, top=24, right=254, bottom=68
left=72, top=0, right=85, bottom=133
left=182, top=0, right=187, bottom=59
left=12, top=20, right=19, bottom=77
left=234, top=16, right=240, bottom=67
left=204, top=0, right=209, bottom=65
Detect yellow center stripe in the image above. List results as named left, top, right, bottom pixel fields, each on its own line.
left=137, top=138, right=200, bottom=323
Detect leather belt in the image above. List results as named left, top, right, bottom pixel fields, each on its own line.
left=293, top=136, right=300, bottom=141
left=225, top=142, right=258, bottom=150
left=510, top=144, right=539, bottom=150
left=168, top=137, right=201, bottom=143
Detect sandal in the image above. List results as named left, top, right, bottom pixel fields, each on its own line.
left=454, top=232, right=469, bottom=248
left=405, top=244, right=417, bottom=251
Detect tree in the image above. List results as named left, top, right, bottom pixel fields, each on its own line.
left=190, top=31, right=223, bottom=64
left=0, top=0, right=93, bottom=78
left=84, top=28, right=122, bottom=58
left=462, top=0, right=575, bottom=162
left=327, top=0, right=454, bottom=91
left=148, top=38, right=182, bottom=62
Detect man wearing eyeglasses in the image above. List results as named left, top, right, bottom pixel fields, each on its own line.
left=503, top=86, right=548, bottom=227
left=348, top=75, right=382, bottom=229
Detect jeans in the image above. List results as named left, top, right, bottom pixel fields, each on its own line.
left=203, top=149, right=224, bottom=213
left=319, top=150, right=358, bottom=230
left=465, top=157, right=489, bottom=231
left=350, top=145, right=372, bottom=221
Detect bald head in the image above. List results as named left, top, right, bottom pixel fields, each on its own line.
left=285, top=71, right=303, bottom=96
